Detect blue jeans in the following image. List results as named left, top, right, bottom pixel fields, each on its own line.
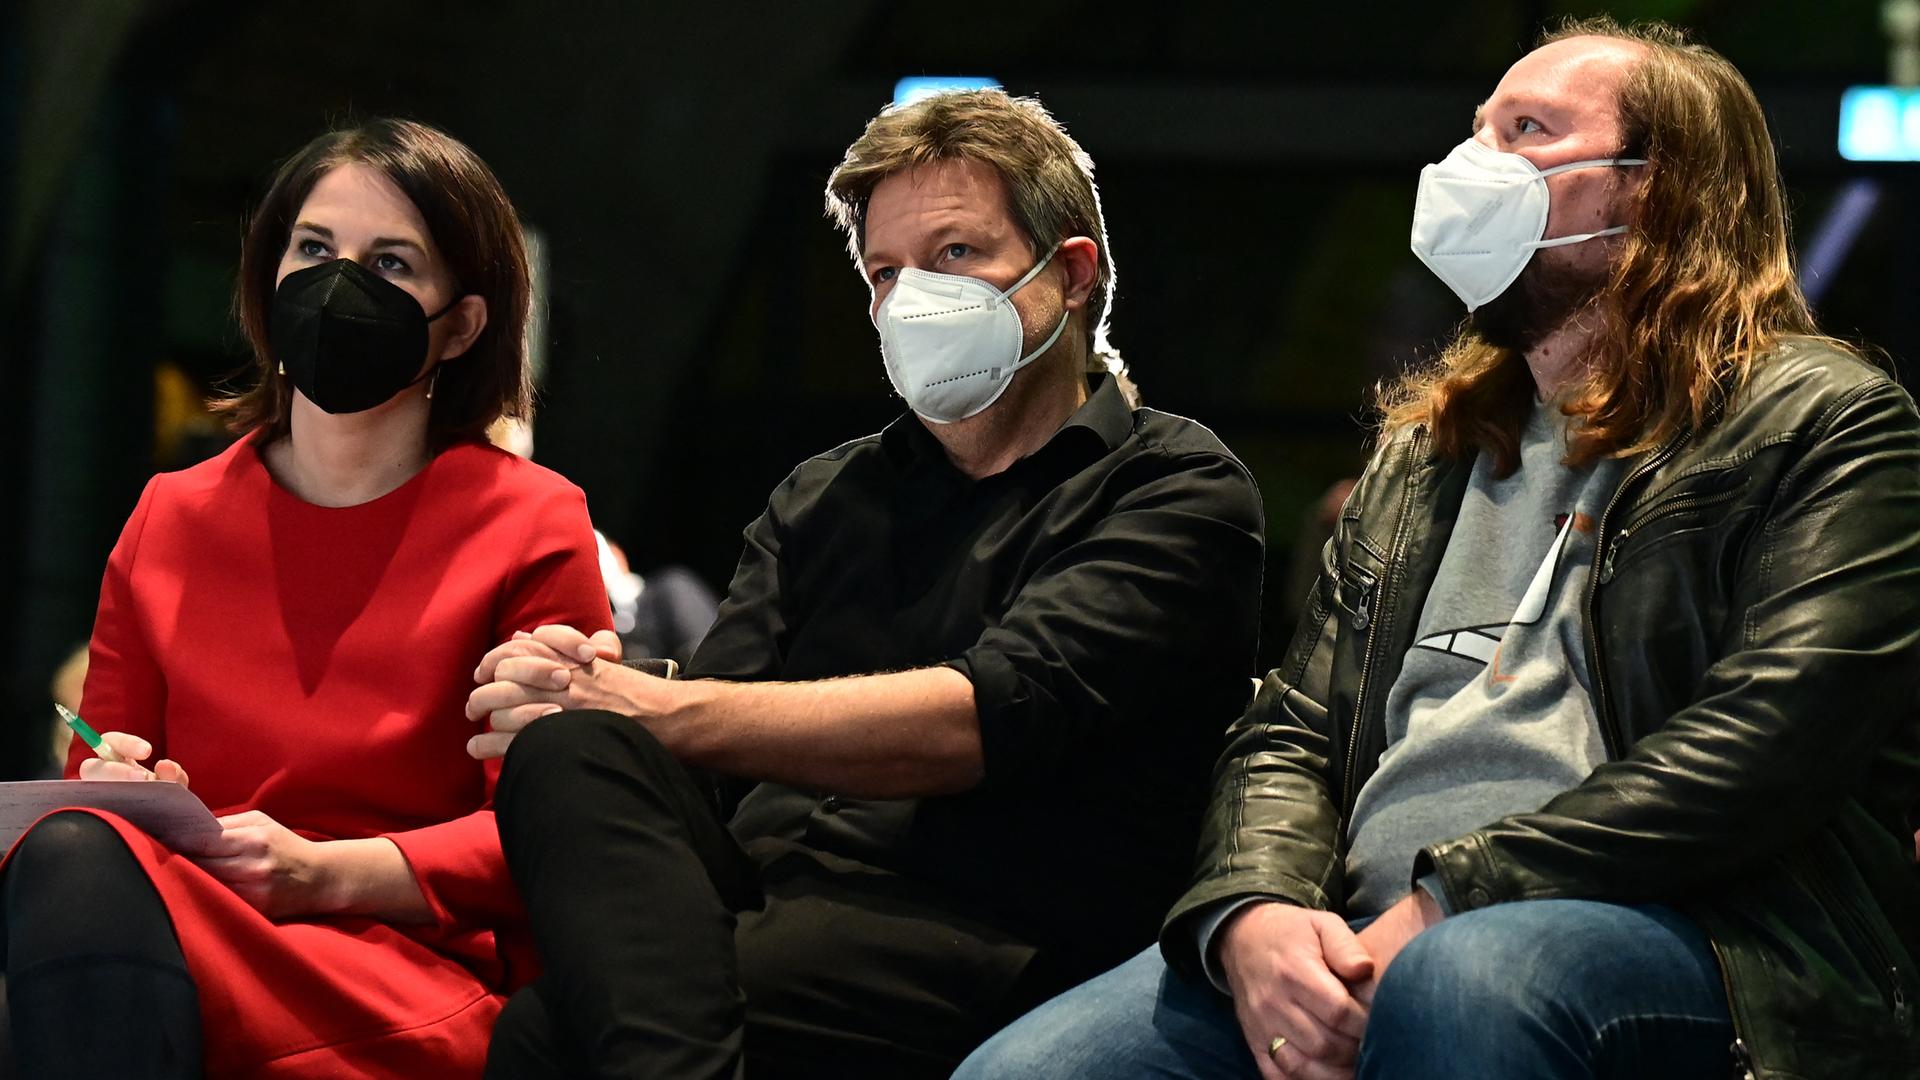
left=955, top=901, right=1734, bottom=1079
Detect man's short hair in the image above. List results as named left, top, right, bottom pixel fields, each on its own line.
left=825, top=90, right=1121, bottom=370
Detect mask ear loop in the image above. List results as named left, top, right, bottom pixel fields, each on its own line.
left=1523, top=157, right=1649, bottom=250
left=424, top=293, right=465, bottom=322
left=419, top=293, right=468, bottom=401
left=997, top=241, right=1072, bottom=370
left=993, top=240, right=1067, bottom=305
left=1531, top=156, right=1649, bottom=179
left=1525, top=225, right=1631, bottom=251
left=1013, top=310, right=1072, bottom=370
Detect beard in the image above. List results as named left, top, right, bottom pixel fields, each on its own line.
left=1469, top=252, right=1606, bottom=352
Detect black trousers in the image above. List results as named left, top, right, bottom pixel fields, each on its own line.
left=487, top=711, right=1048, bottom=1080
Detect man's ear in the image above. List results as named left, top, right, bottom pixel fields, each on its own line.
left=1056, top=236, right=1100, bottom=312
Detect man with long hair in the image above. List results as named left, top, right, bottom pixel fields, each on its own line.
left=960, top=19, right=1920, bottom=1080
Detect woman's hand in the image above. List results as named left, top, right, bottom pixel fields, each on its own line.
left=75, top=732, right=189, bottom=786
left=183, top=810, right=333, bottom=920
left=180, top=814, right=432, bottom=924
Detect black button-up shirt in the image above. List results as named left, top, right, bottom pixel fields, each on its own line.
left=688, top=373, right=1265, bottom=971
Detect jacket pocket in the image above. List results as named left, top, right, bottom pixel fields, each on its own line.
left=1610, top=444, right=1797, bottom=581
left=1699, top=844, right=1920, bottom=1080
left=1798, top=838, right=1916, bottom=1027
left=1603, top=471, right=1755, bottom=584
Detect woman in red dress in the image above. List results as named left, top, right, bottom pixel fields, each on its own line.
left=0, top=119, right=611, bottom=1078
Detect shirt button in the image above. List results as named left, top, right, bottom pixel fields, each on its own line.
left=1467, top=887, right=1492, bottom=909
left=819, top=795, right=843, bottom=813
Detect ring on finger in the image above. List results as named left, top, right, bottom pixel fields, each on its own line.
left=1268, top=1035, right=1287, bottom=1059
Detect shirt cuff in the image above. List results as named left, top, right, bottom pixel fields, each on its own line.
left=1193, top=896, right=1269, bottom=994
left=943, top=649, right=1037, bottom=787
left=1415, top=872, right=1455, bottom=917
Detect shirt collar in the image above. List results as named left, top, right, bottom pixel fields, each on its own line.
left=881, top=372, right=1133, bottom=470
left=1060, top=371, right=1134, bottom=452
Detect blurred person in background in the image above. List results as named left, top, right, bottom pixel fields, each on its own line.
left=0, top=118, right=611, bottom=1079
left=489, top=416, right=720, bottom=666
left=43, top=646, right=88, bottom=777
left=595, top=534, right=720, bottom=667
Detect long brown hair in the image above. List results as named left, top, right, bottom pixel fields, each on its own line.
left=1381, top=17, right=1849, bottom=474
left=213, top=118, right=533, bottom=447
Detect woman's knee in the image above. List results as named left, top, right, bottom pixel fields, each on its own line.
left=7, top=812, right=128, bottom=882
left=3, top=812, right=169, bottom=974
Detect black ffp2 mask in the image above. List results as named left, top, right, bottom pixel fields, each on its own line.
left=269, top=258, right=459, bottom=414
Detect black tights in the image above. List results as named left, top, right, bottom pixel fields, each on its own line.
left=0, top=811, right=201, bottom=1079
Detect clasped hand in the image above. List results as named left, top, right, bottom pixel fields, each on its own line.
left=464, top=625, right=631, bottom=759
left=1218, top=889, right=1441, bottom=1080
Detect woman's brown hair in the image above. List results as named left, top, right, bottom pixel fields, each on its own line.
left=1380, top=17, right=1854, bottom=474
left=213, top=117, right=533, bottom=447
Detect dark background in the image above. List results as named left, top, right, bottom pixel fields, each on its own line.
left=4, top=0, right=1914, bottom=779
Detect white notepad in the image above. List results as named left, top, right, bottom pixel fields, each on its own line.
left=0, top=780, right=222, bottom=854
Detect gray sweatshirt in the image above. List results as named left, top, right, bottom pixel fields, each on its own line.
left=1343, top=402, right=1623, bottom=916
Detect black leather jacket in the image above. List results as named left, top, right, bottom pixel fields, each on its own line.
left=1163, top=342, right=1920, bottom=1079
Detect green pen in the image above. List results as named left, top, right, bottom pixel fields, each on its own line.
left=56, top=703, right=129, bottom=765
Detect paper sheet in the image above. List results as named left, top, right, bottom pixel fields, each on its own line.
left=0, top=780, right=222, bottom=854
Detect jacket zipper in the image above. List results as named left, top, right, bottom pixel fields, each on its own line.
left=1706, top=857, right=1912, bottom=1079
left=1588, top=434, right=1774, bottom=1072
left=1729, top=1033, right=1757, bottom=1080
left=1336, top=563, right=1377, bottom=631
left=1707, top=937, right=1759, bottom=1079
left=1800, top=857, right=1911, bottom=1022
left=1597, top=486, right=1742, bottom=585
left=1584, top=431, right=1688, bottom=758
left=1340, top=428, right=1425, bottom=824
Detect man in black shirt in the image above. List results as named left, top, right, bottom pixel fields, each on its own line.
left=468, top=89, right=1264, bottom=1079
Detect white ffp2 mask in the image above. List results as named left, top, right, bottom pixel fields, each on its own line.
left=874, top=244, right=1070, bottom=424
left=1410, top=138, right=1647, bottom=311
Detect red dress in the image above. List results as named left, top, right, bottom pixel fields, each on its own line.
left=48, top=434, right=611, bottom=1077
